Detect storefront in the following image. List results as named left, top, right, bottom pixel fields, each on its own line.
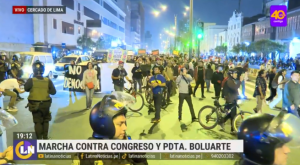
left=276, top=7, right=300, bottom=58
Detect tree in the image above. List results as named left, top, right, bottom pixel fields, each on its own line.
left=215, top=45, right=227, bottom=54
left=232, top=44, right=242, bottom=55
left=254, top=39, right=275, bottom=57
left=245, top=42, right=256, bottom=55
left=95, top=37, right=106, bottom=49
left=77, top=35, right=95, bottom=50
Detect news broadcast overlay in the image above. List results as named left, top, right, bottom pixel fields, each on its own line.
left=12, top=6, right=66, bottom=14
left=63, top=64, right=101, bottom=92
left=13, top=140, right=243, bottom=160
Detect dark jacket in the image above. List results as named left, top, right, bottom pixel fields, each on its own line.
left=131, top=67, right=143, bottom=79
left=205, top=68, right=213, bottom=80
left=224, top=77, right=241, bottom=103
left=211, top=71, right=224, bottom=86
left=235, top=66, right=245, bottom=80
left=194, top=66, right=205, bottom=81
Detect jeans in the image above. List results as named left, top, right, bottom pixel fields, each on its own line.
left=223, top=100, right=237, bottom=132
left=3, top=89, right=17, bottom=107
left=194, top=80, right=205, bottom=97
left=178, top=93, right=196, bottom=120
left=114, top=85, right=123, bottom=92
left=205, top=80, right=211, bottom=91
left=287, top=107, right=300, bottom=118
left=153, top=94, right=162, bottom=120
left=85, top=88, right=94, bottom=108
left=241, top=80, right=245, bottom=96
left=269, top=88, right=283, bottom=109
left=166, top=81, right=172, bottom=101
left=133, top=78, right=142, bottom=92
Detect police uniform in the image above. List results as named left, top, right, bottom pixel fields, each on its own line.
left=75, top=94, right=148, bottom=165
left=0, top=58, right=8, bottom=82
left=24, top=60, right=56, bottom=139
left=10, top=55, right=23, bottom=79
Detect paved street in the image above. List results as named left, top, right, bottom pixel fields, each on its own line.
left=3, top=63, right=299, bottom=165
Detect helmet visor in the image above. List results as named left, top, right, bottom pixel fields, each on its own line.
left=111, top=91, right=136, bottom=108
left=266, top=111, right=300, bottom=148
left=0, top=110, right=18, bottom=130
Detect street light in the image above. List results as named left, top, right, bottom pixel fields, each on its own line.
left=183, top=12, right=187, bottom=16
left=161, top=5, right=167, bottom=11
left=152, top=10, right=160, bottom=17
left=185, top=6, right=189, bottom=11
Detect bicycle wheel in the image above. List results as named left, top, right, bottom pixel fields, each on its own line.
left=144, top=87, right=153, bottom=104
left=233, top=111, right=253, bottom=132
left=128, top=92, right=145, bottom=112
left=198, top=105, right=220, bottom=130
left=161, top=88, right=168, bottom=109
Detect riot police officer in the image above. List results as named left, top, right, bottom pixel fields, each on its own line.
left=24, top=60, right=56, bottom=139
left=11, top=55, right=25, bottom=100
left=0, top=57, right=8, bottom=83
left=235, top=111, right=300, bottom=165
left=76, top=93, right=148, bottom=165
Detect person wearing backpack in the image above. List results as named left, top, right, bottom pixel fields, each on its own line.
left=176, top=67, right=197, bottom=122
left=219, top=69, right=243, bottom=134
left=269, top=69, right=287, bottom=109
left=266, top=66, right=277, bottom=103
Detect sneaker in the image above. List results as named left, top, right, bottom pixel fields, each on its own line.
left=151, top=118, right=161, bottom=123
left=202, top=96, right=206, bottom=99
left=7, top=107, right=18, bottom=112
left=253, top=108, right=258, bottom=113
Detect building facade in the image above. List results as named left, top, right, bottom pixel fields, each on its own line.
left=215, top=30, right=228, bottom=47
left=276, top=7, right=300, bottom=58
left=227, top=11, right=243, bottom=52
left=241, top=23, right=255, bottom=43
left=45, top=0, right=125, bottom=50
left=254, top=18, right=275, bottom=41
left=200, top=24, right=227, bottom=54
left=0, top=0, right=34, bottom=52
left=130, top=0, right=145, bottom=50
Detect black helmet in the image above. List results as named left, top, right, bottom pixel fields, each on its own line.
left=12, top=55, right=19, bottom=62
left=227, top=69, right=237, bottom=76
left=90, top=95, right=127, bottom=139
left=238, top=111, right=300, bottom=164
left=32, top=60, right=45, bottom=75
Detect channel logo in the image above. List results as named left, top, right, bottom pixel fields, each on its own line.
left=270, top=5, right=287, bottom=27
left=13, top=140, right=37, bottom=160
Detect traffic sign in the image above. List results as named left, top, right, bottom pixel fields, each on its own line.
left=62, top=43, right=66, bottom=48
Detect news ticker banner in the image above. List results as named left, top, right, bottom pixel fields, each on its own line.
left=13, top=139, right=243, bottom=160
left=13, top=6, right=66, bottom=14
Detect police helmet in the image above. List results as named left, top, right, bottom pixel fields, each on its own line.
left=32, top=60, right=45, bottom=75
left=0, top=52, right=6, bottom=56
left=227, top=69, right=237, bottom=76
left=238, top=111, right=300, bottom=164
left=12, top=55, right=19, bottom=62
left=90, top=95, right=127, bottom=139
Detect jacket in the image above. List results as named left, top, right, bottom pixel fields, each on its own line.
left=224, top=77, right=241, bottom=103
left=211, top=71, right=224, bottom=86
left=194, top=66, right=205, bottom=82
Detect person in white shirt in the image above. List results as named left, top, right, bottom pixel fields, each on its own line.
left=0, top=79, right=25, bottom=111
left=269, top=69, right=287, bottom=109
left=188, top=59, right=195, bottom=78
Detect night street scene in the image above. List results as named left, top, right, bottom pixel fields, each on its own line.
left=1, top=0, right=300, bottom=164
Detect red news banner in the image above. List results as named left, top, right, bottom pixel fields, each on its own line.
left=12, top=6, right=66, bottom=14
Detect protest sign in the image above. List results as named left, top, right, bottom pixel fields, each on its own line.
left=63, top=64, right=101, bottom=92
left=152, top=50, right=159, bottom=56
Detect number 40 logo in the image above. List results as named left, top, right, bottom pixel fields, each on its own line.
left=271, top=10, right=286, bottom=20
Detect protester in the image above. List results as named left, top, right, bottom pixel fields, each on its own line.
left=235, top=62, right=246, bottom=98
left=266, top=66, right=277, bottom=104
left=131, top=62, right=142, bottom=93
left=67, top=60, right=76, bottom=97
left=82, top=62, right=98, bottom=109
left=0, top=78, right=24, bottom=111
left=211, top=66, right=224, bottom=99
left=193, top=60, right=206, bottom=99
left=111, top=61, right=132, bottom=92
left=163, top=61, right=174, bottom=103
left=253, top=70, right=267, bottom=114
left=269, top=69, right=286, bottom=109
left=176, top=67, right=197, bottom=122
left=283, top=70, right=300, bottom=118
left=205, top=64, right=213, bottom=93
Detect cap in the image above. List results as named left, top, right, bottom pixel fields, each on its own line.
left=118, top=61, right=124, bottom=64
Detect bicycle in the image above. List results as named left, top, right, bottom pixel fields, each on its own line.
left=124, top=81, right=144, bottom=112
left=198, top=98, right=252, bottom=132
left=144, top=84, right=168, bottom=109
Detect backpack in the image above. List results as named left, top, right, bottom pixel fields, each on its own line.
left=221, top=77, right=229, bottom=98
